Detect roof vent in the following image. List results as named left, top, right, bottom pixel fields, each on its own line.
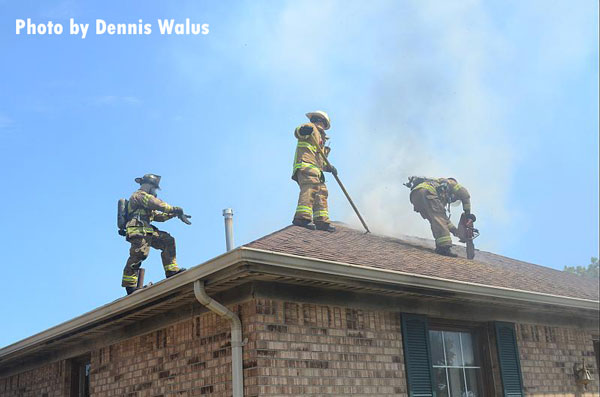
left=223, top=208, right=234, bottom=252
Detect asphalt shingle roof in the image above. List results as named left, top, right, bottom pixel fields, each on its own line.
left=245, top=224, right=599, bottom=301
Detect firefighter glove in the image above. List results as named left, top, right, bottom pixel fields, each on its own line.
left=172, top=206, right=184, bottom=216
left=449, top=225, right=459, bottom=237
left=178, top=214, right=192, bottom=225
left=299, top=125, right=313, bottom=136
left=328, top=165, right=338, bottom=176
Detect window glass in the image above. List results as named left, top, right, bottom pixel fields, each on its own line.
left=460, top=332, right=475, bottom=366
left=430, top=330, right=446, bottom=366
left=430, top=329, right=482, bottom=397
left=433, top=367, right=450, bottom=397
left=444, top=331, right=463, bottom=366
left=465, top=368, right=483, bottom=396
left=447, top=368, right=465, bottom=396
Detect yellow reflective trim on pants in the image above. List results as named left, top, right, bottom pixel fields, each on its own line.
left=415, top=182, right=437, bottom=194
left=127, top=226, right=155, bottom=234
left=296, top=141, right=317, bottom=153
left=122, top=275, right=138, bottom=285
left=436, top=235, right=452, bottom=246
left=164, top=263, right=178, bottom=271
left=295, top=206, right=313, bottom=215
left=314, top=210, right=329, bottom=218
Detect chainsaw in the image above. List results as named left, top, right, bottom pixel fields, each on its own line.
left=457, top=213, right=479, bottom=259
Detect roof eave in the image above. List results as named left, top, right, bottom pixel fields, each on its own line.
left=1, top=246, right=597, bottom=362
left=240, top=247, right=600, bottom=311
left=0, top=248, right=244, bottom=361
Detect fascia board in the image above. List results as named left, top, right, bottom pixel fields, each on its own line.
left=238, top=247, right=600, bottom=311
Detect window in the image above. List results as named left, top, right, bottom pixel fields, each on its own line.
left=593, top=337, right=599, bottom=375
left=401, top=314, right=504, bottom=397
left=429, top=329, right=483, bottom=397
left=69, top=355, right=91, bottom=397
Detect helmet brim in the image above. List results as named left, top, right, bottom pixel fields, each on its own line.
left=135, top=177, right=161, bottom=189
left=306, top=112, right=330, bottom=130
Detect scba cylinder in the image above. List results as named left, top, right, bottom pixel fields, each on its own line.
left=15, top=19, right=64, bottom=35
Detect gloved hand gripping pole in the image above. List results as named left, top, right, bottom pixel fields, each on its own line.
left=315, top=143, right=371, bottom=234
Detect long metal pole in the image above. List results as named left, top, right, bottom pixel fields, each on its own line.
left=315, top=144, right=370, bottom=233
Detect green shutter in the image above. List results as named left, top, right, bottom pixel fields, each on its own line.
left=495, top=322, right=524, bottom=397
left=401, top=314, right=434, bottom=397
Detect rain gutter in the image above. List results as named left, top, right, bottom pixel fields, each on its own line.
left=1, top=246, right=597, bottom=363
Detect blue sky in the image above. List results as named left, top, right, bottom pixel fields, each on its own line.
left=0, top=0, right=597, bottom=348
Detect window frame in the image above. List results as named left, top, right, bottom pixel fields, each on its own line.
left=69, top=353, right=91, bottom=397
left=593, top=335, right=600, bottom=375
left=427, top=319, right=497, bottom=397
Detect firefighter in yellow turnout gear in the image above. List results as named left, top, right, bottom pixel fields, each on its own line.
left=291, top=111, right=337, bottom=232
left=408, top=177, right=471, bottom=257
left=122, top=174, right=190, bottom=295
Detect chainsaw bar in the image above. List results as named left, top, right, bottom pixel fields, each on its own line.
left=466, top=240, right=475, bottom=260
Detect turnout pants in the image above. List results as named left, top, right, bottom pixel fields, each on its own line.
left=122, top=231, right=180, bottom=287
left=410, top=188, right=456, bottom=248
left=293, top=170, right=330, bottom=223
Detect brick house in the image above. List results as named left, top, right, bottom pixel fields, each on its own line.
left=1, top=225, right=598, bottom=396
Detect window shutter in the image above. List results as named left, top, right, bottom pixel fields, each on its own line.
left=401, top=314, right=434, bottom=397
left=495, top=322, right=524, bottom=397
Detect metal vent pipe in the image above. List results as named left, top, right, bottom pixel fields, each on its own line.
left=223, top=208, right=234, bottom=251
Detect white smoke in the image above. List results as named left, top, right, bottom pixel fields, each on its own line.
left=338, top=0, right=596, bottom=246
left=176, top=0, right=596, bottom=249
left=340, top=0, right=516, bottom=241
left=221, top=0, right=523, bottom=244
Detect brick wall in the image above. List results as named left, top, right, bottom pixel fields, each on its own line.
left=0, top=361, right=67, bottom=397
left=89, top=303, right=244, bottom=396
left=89, top=298, right=406, bottom=396
left=2, top=298, right=598, bottom=397
left=0, top=298, right=406, bottom=397
left=516, top=323, right=599, bottom=396
left=244, top=299, right=406, bottom=396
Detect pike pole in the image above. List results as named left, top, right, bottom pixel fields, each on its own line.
left=315, top=144, right=371, bottom=234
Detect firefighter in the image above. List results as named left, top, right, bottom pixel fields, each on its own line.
left=121, top=174, right=189, bottom=295
left=407, top=177, right=472, bottom=257
left=291, top=111, right=337, bottom=232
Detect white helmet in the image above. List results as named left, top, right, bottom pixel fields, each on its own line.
left=306, top=111, right=330, bottom=130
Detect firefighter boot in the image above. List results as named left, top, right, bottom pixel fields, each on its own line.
left=435, top=246, right=458, bottom=258
left=166, top=267, right=187, bottom=278
left=315, top=221, right=336, bottom=232
left=292, top=218, right=316, bottom=230
left=125, top=286, right=139, bottom=295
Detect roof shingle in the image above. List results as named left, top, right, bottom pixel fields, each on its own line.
left=244, top=224, right=599, bottom=301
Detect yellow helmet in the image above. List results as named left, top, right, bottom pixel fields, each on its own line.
left=306, top=111, right=330, bottom=130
